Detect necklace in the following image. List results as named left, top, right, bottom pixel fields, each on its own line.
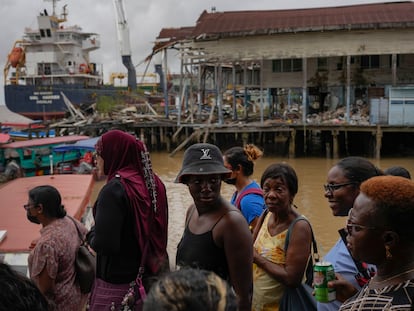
left=369, top=267, right=414, bottom=288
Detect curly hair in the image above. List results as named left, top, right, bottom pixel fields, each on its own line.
left=143, top=268, right=237, bottom=311
left=360, top=175, right=414, bottom=242
left=223, top=144, right=263, bottom=176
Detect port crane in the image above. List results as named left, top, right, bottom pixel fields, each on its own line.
left=113, top=0, right=136, bottom=90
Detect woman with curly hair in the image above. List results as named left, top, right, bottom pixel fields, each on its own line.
left=143, top=268, right=237, bottom=311
left=223, top=144, right=265, bottom=230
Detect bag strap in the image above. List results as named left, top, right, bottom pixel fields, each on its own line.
left=284, top=216, right=319, bottom=262
left=284, top=216, right=319, bottom=286
left=338, top=228, right=372, bottom=281
left=234, top=187, right=264, bottom=210
left=252, top=208, right=269, bottom=242
left=68, top=216, right=86, bottom=244
left=137, top=240, right=150, bottom=281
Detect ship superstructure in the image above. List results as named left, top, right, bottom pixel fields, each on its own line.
left=3, top=1, right=109, bottom=120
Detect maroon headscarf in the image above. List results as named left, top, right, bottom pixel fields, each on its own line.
left=96, top=130, right=168, bottom=274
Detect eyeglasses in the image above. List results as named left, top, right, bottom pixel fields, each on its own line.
left=323, top=182, right=356, bottom=193
left=23, top=203, right=36, bottom=211
left=346, top=223, right=377, bottom=235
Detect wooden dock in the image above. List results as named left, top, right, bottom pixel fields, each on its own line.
left=46, top=118, right=414, bottom=159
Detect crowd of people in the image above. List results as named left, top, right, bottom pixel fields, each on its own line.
left=2, top=128, right=413, bottom=311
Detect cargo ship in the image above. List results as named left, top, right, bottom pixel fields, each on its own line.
left=3, top=1, right=120, bottom=120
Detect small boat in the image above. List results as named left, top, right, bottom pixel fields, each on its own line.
left=0, top=135, right=89, bottom=178
left=52, top=137, right=99, bottom=175
left=0, top=174, right=95, bottom=275
left=52, top=137, right=99, bottom=153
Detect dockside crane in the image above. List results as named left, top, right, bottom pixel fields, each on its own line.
left=113, top=0, right=136, bottom=91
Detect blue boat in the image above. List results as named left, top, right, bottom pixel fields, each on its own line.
left=52, top=137, right=99, bottom=153
left=52, top=137, right=99, bottom=175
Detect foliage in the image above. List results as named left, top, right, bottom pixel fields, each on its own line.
left=96, top=96, right=118, bottom=113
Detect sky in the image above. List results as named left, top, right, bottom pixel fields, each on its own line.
left=0, top=0, right=405, bottom=105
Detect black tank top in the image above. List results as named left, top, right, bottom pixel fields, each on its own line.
left=176, top=209, right=236, bottom=280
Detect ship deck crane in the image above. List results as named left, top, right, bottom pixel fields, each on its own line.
left=113, top=0, right=136, bottom=91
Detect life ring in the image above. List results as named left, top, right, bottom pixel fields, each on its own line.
left=79, top=63, right=90, bottom=73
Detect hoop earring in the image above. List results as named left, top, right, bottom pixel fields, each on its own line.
left=385, top=245, right=393, bottom=260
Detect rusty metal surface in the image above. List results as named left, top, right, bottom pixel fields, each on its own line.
left=157, top=2, right=414, bottom=42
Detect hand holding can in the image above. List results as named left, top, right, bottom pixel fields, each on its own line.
left=314, top=261, right=336, bottom=303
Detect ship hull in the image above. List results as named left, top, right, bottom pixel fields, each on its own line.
left=4, top=84, right=121, bottom=120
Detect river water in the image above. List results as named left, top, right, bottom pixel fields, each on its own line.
left=92, top=153, right=414, bottom=266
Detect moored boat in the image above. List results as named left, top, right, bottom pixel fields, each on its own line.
left=0, top=135, right=89, bottom=179
left=3, top=0, right=119, bottom=120
left=0, top=174, right=95, bottom=274
left=52, top=137, right=99, bottom=175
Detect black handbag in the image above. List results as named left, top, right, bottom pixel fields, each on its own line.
left=69, top=216, right=96, bottom=294
left=280, top=284, right=316, bottom=311
left=279, top=216, right=318, bottom=311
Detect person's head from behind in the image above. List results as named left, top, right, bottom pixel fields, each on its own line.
left=384, top=165, right=411, bottom=179
left=143, top=268, right=237, bottom=311
left=26, top=185, right=66, bottom=224
left=0, top=263, right=49, bottom=311
left=346, top=175, right=414, bottom=266
left=223, top=144, right=263, bottom=185
left=95, top=129, right=149, bottom=179
left=325, top=156, right=382, bottom=217
left=175, top=143, right=231, bottom=206
left=260, top=163, right=298, bottom=212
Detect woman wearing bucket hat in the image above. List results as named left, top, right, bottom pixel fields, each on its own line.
left=175, top=143, right=253, bottom=311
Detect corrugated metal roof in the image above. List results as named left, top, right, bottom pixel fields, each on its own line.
left=156, top=1, right=414, bottom=42
left=194, top=2, right=414, bottom=37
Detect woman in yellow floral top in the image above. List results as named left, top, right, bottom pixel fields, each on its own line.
left=252, top=163, right=313, bottom=311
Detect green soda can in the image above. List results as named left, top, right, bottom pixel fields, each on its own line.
left=313, top=261, right=336, bottom=303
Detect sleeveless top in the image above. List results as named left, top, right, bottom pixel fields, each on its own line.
left=252, top=212, right=288, bottom=311
left=176, top=208, right=236, bottom=280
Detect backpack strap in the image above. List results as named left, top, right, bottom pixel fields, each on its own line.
left=234, top=187, right=263, bottom=210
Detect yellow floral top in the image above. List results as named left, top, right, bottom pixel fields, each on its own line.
left=252, top=212, right=288, bottom=311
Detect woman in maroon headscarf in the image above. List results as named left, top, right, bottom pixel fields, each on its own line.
left=87, top=130, right=169, bottom=311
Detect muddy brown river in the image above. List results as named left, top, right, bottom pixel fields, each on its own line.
left=91, top=153, right=414, bottom=267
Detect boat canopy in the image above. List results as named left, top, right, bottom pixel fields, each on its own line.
left=0, top=135, right=89, bottom=149
left=52, top=137, right=99, bottom=152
